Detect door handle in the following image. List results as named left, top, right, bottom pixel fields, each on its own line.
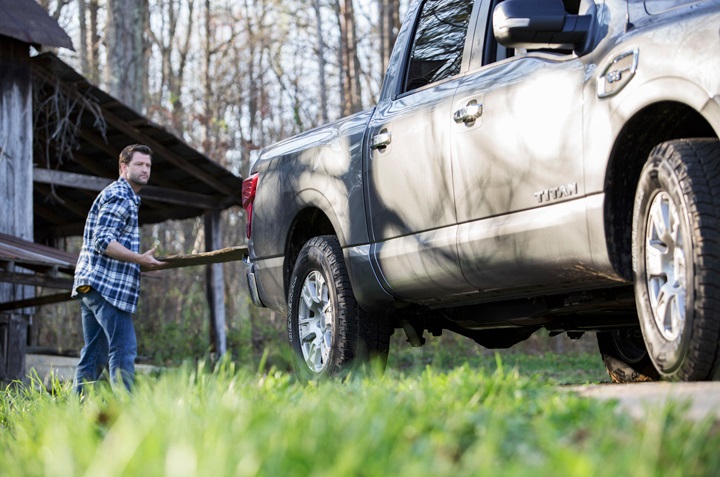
left=453, top=102, right=483, bottom=124
left=370, top=131, right=392, bottom=150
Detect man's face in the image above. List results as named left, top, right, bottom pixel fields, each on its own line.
left=122, top=152, right=152, bottom=188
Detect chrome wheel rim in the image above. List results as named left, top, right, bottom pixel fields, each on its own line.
left=644, top=191, right=687, bottom=342
left=297, top=270, right=333, bottom=372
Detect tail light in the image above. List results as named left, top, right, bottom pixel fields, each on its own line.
left=242, top=173, right=259, bottom=239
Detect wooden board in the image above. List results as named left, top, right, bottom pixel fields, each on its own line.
left=154, top=245, right=248, bottom=270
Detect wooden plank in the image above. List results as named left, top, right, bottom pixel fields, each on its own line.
left=0, top=233, right=77, bottom=272
left=0, top=271, right=73, bottom=289
left=0, top=292, right=73, bottom=312
left=154, top=245, right=247, bottom=271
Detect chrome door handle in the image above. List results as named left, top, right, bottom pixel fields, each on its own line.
left=370, top=132, right=392, bottom=150
left=453, top=102, right=483, bottom=124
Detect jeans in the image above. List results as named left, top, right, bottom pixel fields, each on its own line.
left=73, top=288, right=137, bottom=393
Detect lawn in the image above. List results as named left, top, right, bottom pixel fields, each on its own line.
left=1, top=353, right=718, bottom=477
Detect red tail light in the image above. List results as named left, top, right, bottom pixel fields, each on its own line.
left=242, top=173, right=259, bottom=239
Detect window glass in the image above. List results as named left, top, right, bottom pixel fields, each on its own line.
left=404, top=0, right=474, bottom=92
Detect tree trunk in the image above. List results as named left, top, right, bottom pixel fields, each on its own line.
left=88, top=0, right=100, bottom=84
left=338, top=0, right=362, bottom=116
left=78, top=0, right=88, bottom=75
left=313, top=0, right=329, bottom=124
left=105, top=0, right=149, bottom=112
left=379, top=0, right=401, bottom=73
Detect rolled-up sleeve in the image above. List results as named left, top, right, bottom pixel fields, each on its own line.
left=92, top=195, right=129, bottom=254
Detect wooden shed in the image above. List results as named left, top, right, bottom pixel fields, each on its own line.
left=0, top=1, right=246, bottom=383
left=0, top=0, right=75, bottom=382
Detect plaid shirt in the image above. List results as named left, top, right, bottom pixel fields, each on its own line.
left=72, top=178, right=142, bottom=313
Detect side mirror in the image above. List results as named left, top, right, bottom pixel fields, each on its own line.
left=493, top=0, right=591, bottom=51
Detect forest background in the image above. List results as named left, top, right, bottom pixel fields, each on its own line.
left=32, top=0, right=598, bottom=370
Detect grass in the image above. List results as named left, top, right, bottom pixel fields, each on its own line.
left=1, top=356, right=719, bottom=477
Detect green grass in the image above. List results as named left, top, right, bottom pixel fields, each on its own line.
left=1, top=358, right=718, bottom=477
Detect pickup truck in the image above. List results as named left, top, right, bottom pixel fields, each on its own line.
left=242, top=0, right=720, bottom=382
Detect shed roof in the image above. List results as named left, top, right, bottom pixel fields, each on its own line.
left=0, top=233, right=76, bottom=312
left=31, top=52, right=244, bottom=240
left=0, top=0, right=74, bottom=50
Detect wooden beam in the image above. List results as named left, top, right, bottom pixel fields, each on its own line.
left=0, top=292, right=73, bottom=312
left=34, top=169, right=222, bottom=209
left=35, top=168, right=112, bottom=192
left=0, top=259, right=67, bottom=276
left=0, top=271, right=73, bottom=289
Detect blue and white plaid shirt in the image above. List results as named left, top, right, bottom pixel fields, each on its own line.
left=72, top=178, right=142, bottom=313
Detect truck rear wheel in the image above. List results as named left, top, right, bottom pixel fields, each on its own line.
left=633, top=139, right=720, bottom=381
left=288, top=235, right=379, bottom=381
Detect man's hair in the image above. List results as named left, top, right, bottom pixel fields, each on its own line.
left=119, top=144, right=153, bottom=174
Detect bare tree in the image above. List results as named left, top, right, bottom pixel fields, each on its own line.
left=147, top=0, right=196, bottom=134
left=337, top=0, right=362, bottom=115
left=105, top=0, right=149, bottom=111
left=87, top=0, right=101, bottom=84
left=379, top=0, right=401, bottom=73
left=312, top=0, right=329, bottom=124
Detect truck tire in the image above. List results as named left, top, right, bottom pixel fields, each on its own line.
left=632, top=139, right=720, bottom=381
left=597, top=330, right=659, bottom=383
left=287, top=235, right=361, bottom=381
left=357, top=307, right=393, bottom=370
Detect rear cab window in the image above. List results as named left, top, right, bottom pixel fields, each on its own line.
left=403, top=0, right=475, bottom=93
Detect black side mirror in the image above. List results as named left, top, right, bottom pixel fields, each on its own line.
left=493, top=0, right=591, bottom=51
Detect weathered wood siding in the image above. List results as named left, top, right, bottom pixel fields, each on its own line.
left=0, top=36, right=33, bottom=382
left=0, top=36, right=34, bottom=305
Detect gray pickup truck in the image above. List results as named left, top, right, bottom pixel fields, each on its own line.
left=242, top=0, right=720, bottom=382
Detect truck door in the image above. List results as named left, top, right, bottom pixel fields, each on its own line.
left=365, top=0, right=478, bottom=301
left=452, top=0, right=589, bottom=292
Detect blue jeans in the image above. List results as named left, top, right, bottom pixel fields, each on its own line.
left=73, top=288, right=137, bottom=393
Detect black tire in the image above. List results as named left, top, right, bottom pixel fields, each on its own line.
left=287, top=235, right=391, bottom=380
left=597, top=330, right=659, bottom=383
left=357, top=307, right=394, bottom=371
left=632, top=139, right=720, bottom=381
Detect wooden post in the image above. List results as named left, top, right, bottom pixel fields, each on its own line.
left=204, top=209, right=227, bottom=356
left=0, top=36, right=34, bottom=382
left=0, top=314, right=28, bottom=384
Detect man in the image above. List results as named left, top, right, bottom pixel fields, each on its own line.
left=72, top=144, right=164, bottom=393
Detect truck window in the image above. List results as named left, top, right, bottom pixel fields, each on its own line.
left=403, top=0, right=474, bottom=93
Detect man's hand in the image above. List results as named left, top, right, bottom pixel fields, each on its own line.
left=137, top=246, right=166, bottom=271
left=105, top=241, right=166, bottom=271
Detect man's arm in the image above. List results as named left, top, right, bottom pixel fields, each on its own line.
left=105, top=241, right=165, bottom=271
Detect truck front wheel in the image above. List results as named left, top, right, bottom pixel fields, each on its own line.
left=633, top=139, right=720, bottom=381
left=288, top=235, right=361, bottom=381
